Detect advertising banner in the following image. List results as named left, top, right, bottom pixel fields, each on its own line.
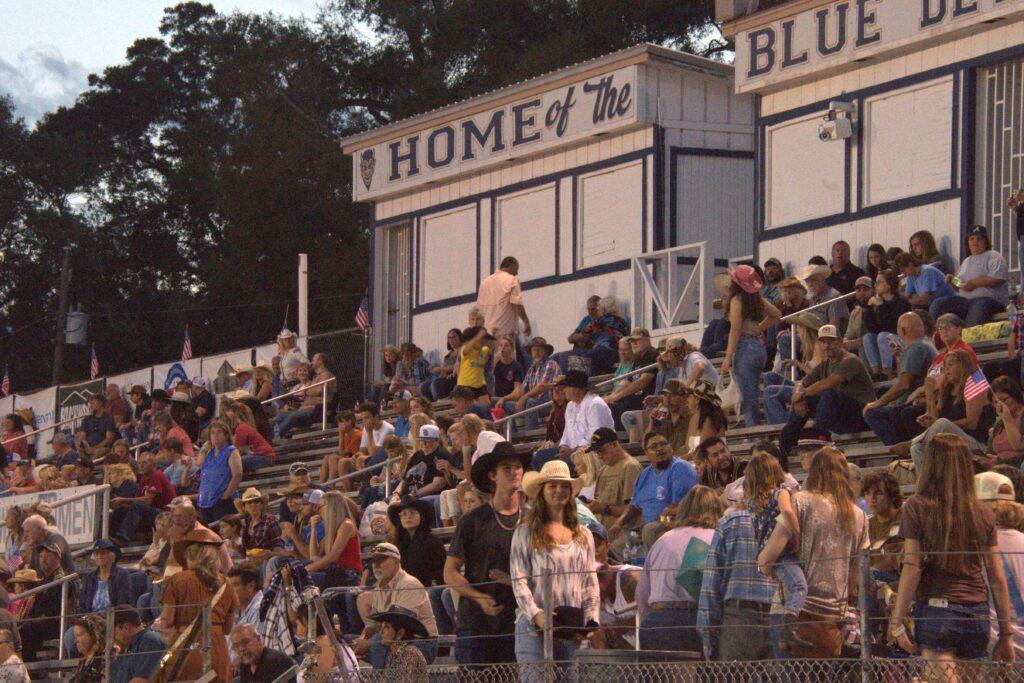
left=0, top=485, right=102, bottom=547
left=152, top=359, right=201, bottom=392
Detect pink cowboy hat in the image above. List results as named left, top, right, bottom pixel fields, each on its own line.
left=728, top=265, right=763, bottom=294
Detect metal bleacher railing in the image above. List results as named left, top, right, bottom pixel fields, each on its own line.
left=259, top=375, right=337, bottom=432
left=779, top=290, right=856, bottom=381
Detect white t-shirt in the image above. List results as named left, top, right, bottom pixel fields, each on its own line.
left=683, top=351, right=720, bottom=387
left=957, top=250, right=1009, bottom=304
left=993, top=527, right=1024, bottom=659
left=360, top=420, right=395, bottom=451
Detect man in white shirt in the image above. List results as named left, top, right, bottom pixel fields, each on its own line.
left=356, top=401, right=396, bottom=474
left=229, top=564, right=264, bottom=628
left=531, top=370, right=613, bottom=471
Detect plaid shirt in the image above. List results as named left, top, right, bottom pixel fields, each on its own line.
left=242, top=513, right=284, bottom=552
left=395, top=357, right=431, bottom=386
left=696, top=508, right=775, bottom=658
left=523, top=358, right=560, bottom=395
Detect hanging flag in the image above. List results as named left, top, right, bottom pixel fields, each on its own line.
left=355, top=295, right=371, bottom=331
left=89, top=345, right=100, bottom=380
left=0, top=366, right=8, bottom=397
left=182, top=324, right=193, bottom=361
left=964, top=368, right=991, bottom=401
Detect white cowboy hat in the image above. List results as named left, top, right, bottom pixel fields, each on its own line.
left=522, top=459, right=583, bottom=500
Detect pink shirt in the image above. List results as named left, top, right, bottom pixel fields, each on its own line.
left=167, top=426, right=195, bottom=458
left=233, top=422, right=275, bottom=460
left=476, top=270, right=523, bottom=336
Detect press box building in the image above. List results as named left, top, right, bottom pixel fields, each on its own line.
left=718, top=0, right=1024, bottom=273
left=342, top=44, right=756, bottom=370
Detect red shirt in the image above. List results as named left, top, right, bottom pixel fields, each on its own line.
left=233, top=423, right=275, bottom=460
left=138, top=469, right=175, bottom=509
left=336, top=533, right=361, bottom=571
left=928, top=339, right=979, bottom=377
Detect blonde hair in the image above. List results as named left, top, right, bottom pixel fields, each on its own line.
left=461, top=414, right=485, bottom=442
left=36, top=465, right=68, bottom=491
left=105, top=464, right=136, bottom=487
left=805, top=447, right=858, bottom=535
left=321, top=491, right=352, bottom=553
left=571, top=448, right=602, bottom=488
left=408, top=414, right=435, bottom=453
left=743, top=452, right=786, bottom=514
left=184, top=542, right=221, bottom=592
left=524, top=482, right=587, bottom=551
left=673, top=485, right=725, bottom=529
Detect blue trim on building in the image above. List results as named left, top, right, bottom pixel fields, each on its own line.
left=959, top=66, right=978, bottom=250
left=669, top=147, right=756, bottom=248
left=753, top=95, right=763, bottom=265
left=475, top=202, right=482, bottom=290
left=642, top=156, right=648, bottom=254
left=554, top=178, right=561, bottom=276
left=571, top=174, right=578, bottom=273
left=652, top=125, right=666, bottom=251
left=951, top=70, right=961, bottom=190
left=489, top=196, right=496, bottom=274
left=414, top=216, right=420, bottom=307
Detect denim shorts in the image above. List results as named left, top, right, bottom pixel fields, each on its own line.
left=912, top=599, right=989, bottom=659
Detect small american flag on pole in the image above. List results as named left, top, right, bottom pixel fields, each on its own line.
left=355, top=295, right=371, bottom=331
left=181, top=324, right=193, bottom=361
left=964, top=368, right=991, bottom=401
left=0, top=366, right=9, bottom=397
left=89, top=345, right=100, bottom=380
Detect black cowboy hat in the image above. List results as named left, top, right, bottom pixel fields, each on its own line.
left=470, top=441, right=531, bottom=494
left=556, top=370, right=589, bottom=390
left=387, top=496, right=436, bottom=529
left=90, top=538, right=122, bottom=562
left=368, top=605, right=429, bottom=640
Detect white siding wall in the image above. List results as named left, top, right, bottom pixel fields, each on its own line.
left=760, top=198, right=961, bottom=274
left=765, top=113, right=847, bottom=228
left=496, top=184, right=557, bottom=281
left=675, top=153, right=754, bottom=257
left=578, top=161, right=644, bottom=268
left=419, top=206, right=477, bottom=303
left=644, top=64, right=755, bottom=151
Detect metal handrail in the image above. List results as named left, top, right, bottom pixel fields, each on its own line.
left=50, top=483, right=111, bottom=509
left=261, top=375, right=337, bottom=431
left=779, top=290, right=855, bottom=322
left=493, top=360, right=661, bottom=439
left=1, top=415, right=82, bottom=447
left=266, top=454, right=403, bottom=507
left=779, top=290, right=855, bottom=381
left=9, top=570, right=80, bottom=602
left=50, top=483, right=113, bottom=541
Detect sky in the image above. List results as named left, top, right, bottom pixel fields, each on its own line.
left=0, top=0, right=325, bottom=123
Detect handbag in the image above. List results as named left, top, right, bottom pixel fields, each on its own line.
left=716, top=373, right=741, bottom=414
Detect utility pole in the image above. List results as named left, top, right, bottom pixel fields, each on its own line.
left=52, top=246, right=72, bottom=384
left=298, top=253, right=309, bottom=339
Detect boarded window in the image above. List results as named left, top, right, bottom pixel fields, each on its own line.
left=419, top=205, right=476, bottom=303
left=578, top=160, right=643, bottom=269
left=766, top=114, right=846, bottom=228
left=496, top=183, right=556, bottom=281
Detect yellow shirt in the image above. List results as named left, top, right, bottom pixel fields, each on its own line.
left=458, top=345, right=490, bottom=389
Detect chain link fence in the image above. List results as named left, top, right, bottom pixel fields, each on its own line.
left=306, top=327, right=369, bottom=412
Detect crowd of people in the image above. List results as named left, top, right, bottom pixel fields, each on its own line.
left=1, top=214, right=1024, bottom=681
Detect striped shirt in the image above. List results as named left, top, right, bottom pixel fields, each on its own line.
left=509, top=525, right=600, bottom=624
left=697, top=509, right=775, bottom=658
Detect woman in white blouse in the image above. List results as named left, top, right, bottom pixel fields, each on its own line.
left=510, top=460, right=599, bottom=680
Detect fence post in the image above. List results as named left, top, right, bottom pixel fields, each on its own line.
left=104, top=605, right=114, bottom=682
left=384, top=464, right=391, bottom=499
left=101, top=486, right=110, bottom=540
left=789, top=322, right=798, bottom=383
left=504, top=417, right=512, bottom=441
left=58, top=580, right=69, bottom=660
left=322, top=394, right=327, bottom=432
left=858, top=548, right=872, bottom=679
left=202, top=602, right=212, bottom=673
left=543, top=567, right=553, bottom=679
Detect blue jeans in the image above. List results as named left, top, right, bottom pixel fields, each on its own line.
left=273, top=405, right=319, bottom=438
left=137, top=581, right=163, bottom=622
left=514, top=614, right=580, bottom=681
left=863, top=403, right=929, bottom=446
left=733, top=336, right=766, bottom=426
left=429, top=586, right=454, bottom=635
left=116, top=501, right=162, bottom=541
left=913, top=599, right=989, bottom=658
left=531, top=447, right=575, bottom=475
left=764, top=376, right=794, bottom=425
left=503, top=397, right=547, bottom=431
left=638, top=606, right=701, bottom=656
left=369, top=631, right=437, bottom=669
left=775, top=554, right=809, bottom=615
left=780, top=389, right=870, bottom=454
left=930, top=294, right=1005, bottom=328
left=241, top=454, right=273, bottom=473
left=773, top=331, right=801, bottom=374
left=701, top=318, right=730, bottom=357
left=861, top=331, right=902, bottom=370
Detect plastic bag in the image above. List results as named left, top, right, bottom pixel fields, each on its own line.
left=358, top=500, right=391, bottom=539
left=716, top=372, right=741, bottom=414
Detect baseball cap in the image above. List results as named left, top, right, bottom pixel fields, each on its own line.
left=370, top=542, right=401, bottom=560
left=302, top=489, right=324, bottom=505
left=586, top=427, right=619, bottom=453
left=764, top=257, right=783, bottom=269
left=418, top=424, right=441, bottom=441
left=664, top=336, right=686, bottom=352
left=626, top=328, right=651, bottom=341
left=661, top=379, right=688, bottom=396
left=854, top=276, right=873, bottom=289
left=48, top=431, right=70, bottom=446
left=817, top=324, right=839, bottom=340
left=190, top=376, right=207, bottom=389
left=975, top=472, right=1015, bottom=501
left=289, top=462, right=310, bottom=476
left=129, top=385, right=147, bottom=395
left=392, top=390, right=412, bottom=401
left=967, top=224, right=990, bottom=239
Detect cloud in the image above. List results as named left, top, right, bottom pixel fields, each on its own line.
left=0, top=45, right=90, bottom=124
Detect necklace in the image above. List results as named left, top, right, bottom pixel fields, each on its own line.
left=491, top=502, right=522, bottom=531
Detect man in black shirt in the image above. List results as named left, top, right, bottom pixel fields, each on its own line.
left=604, top=328, right=660, bottom=428
left=75, top=393, right=116, bottom=460
left=444, top=441, right=530, bottom=667
left=825, top=240, right=865, bottom=295
left=394, top=425, right=452, bottom=525
left=232, top=623, right=296, bottom=682
left=189, top=376, right=217, bottom=431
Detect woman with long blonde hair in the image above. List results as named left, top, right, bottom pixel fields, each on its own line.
left=887, top=435, right=1015, bottom=677
left=221, top=401, right=276, bottom=473
left=509, top=460, right=598, bottom=679
left=306, top=491, right=361, bottom=587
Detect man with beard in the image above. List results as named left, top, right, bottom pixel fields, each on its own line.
left=697, top=437, right=739, bottom=493
left=233, top=623, right=295, bottom=683
left=762, top=258, right=785, bottom=304
left=608, top=432, right=698, bottom=549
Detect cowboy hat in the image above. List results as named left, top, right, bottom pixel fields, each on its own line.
left=277, top=328, right=297, bottom=340
left=525, top=337, right=555, bottom=355
left=690, top=380, right=721, bottom=405
left=551, top=605, right=599, bottom=641
left=230, top=365, right=255, bottom=376
left=387, top=496, right=436, bottom=530
left=90, top=538, right=121, bottom=562
left=70, top=613, right=106, bottom=650
left=522, top=459, right=583, bottom=500
left=282, top=481, right=311, bottom=497
left=779, top=277, right=807, bottom=292
left=799, top=264, right=831, bottom=282
left=169, top=389, right=191, bottom=404
left=728, top=265, right=763, bottom=294
left=368, top=605, right=428, bottom=640
left=556, top=370, right=589, bottom=390
left=470, top=441, right=531, bottom=494
left=172, top=526, right=225, bottom=567
left=234, top=487, right=269, bottom=513
left=8, top=568, right=40, bottom=585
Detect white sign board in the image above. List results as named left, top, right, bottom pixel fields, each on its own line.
left=108, top=368, right=153, bottom=396
left=153, top=359, right=201, bottom=392
left=0, top=485, right=101, bottom=547
left=351, top=65, right=640, bottom=200
left=732, top=0, right=1024, bottom=93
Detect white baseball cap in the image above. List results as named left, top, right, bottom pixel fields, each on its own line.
left=418, top=424, right=441, bottom=441
left=190, top=376, right=207, bottom=389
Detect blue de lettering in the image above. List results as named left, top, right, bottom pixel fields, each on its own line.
left=952, top=0, right=978, bottom=17
left=615, top=83, right=632, bottom=117
left=462, top=110, right=505, bottom=161
left=921, top=0, right=946, bottom=27
left=583, top=75, right=632, bottom=124
left=856, top=0, right=881, bottom=47
left=781, top=19, right=808, bottom=67
left=427, top=126, right=455, bottom=169
left=512, top=99, right=542, bottom=146
left=388, top=136, right=420, bottom=181
left=747, top=27, right=776, bottom=77
left=545, top=85, right=576, bottom=137
left=816, top=3, right=849, bottom=57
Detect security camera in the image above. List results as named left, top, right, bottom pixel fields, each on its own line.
left=826, top=100, right=855, bottom=120
left=818, top=118, right=853, bottom=141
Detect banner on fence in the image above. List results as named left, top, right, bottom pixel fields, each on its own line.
left=14, top=386, right=59, bottom=460
left=201, top=349, right=254, bottom=395
left=108, top=367, right=153, bottom=396
left=0, top=484, right=101, bottom=547
left=153, top=359, right=201, bottom=392
left=56, top=379, right=105, bottom=425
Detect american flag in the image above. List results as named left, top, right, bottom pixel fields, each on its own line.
left=181, top=324, right=193, bottom=361
left=355, top=295, right=371, bottom=331
left=89, top=345, right=100, bottom=380
left=0, top=366, right=8, bottom=397
left=964, top=368, right=991, bottom=401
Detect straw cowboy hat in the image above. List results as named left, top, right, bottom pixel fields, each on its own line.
left=690, top=380, right=721, bottom=405
left=277, top=328, right=297, bottom=341
left=522, top=460, right=583, bottom=500
left=799, top=264, right=831, bottom=282
left=779, top=277, right=807, bottom=293
left=172, top=526, right=225, bottom=567
left=234, top=487, right=269, bottom=513
left=8, top=568, right=40, bottom=586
